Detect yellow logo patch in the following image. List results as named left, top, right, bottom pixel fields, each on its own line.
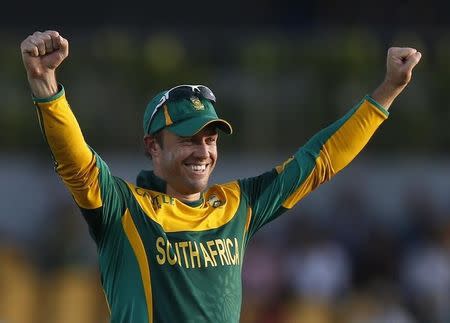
left=207, top=194, right=223, bottom=208
left=190, top=96, right=205, bottom=110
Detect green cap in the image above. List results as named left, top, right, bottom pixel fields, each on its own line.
left=143, top=90, right=233, bottom=137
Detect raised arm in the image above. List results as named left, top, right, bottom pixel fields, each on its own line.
left=20, top=30, right=127, bottom=242
left=240, top=46, right=422, bottom=237
left=20, top=31, right=125, bottom=236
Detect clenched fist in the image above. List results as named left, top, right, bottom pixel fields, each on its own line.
left=20, top=30, right=69, bottom=98
left=385, top=47, right=422, bottom=87
left=371, top=47, right=422, bottom=110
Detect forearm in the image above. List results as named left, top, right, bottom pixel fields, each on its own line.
left=302, top=95, right=388, bottom=177
left=370, top=80, right=405, bottom=111
left=34, top=86, right=95, bottom=189
left=27, top=71, right=59, bottom=99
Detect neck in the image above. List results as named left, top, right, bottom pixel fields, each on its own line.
left=153, top=168, right=202, bottom=203
left=166, top=186, right=202, bottom=203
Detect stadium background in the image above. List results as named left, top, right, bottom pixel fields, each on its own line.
left=1, top=2, right=450, bottom=322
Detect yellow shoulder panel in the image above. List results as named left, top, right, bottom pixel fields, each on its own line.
left=127, top=181, right=241, bottom=233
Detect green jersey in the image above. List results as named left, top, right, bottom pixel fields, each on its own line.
left=33, top=86, right=388, bottom=323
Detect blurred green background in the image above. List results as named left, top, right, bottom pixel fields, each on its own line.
left=3, top=25, right=450, bottom=156
left=2, top=2, right=450, bottom=323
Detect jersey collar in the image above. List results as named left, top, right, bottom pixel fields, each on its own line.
left=136, top=170, right=204, bottom=207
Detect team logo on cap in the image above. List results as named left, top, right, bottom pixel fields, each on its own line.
left=190, top=96, right=205, bottom=110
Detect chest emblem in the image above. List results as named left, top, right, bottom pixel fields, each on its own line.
left=207, top=194, right=223, bottom=208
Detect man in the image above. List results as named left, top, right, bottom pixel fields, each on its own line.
left=20, top=30, right=421, bottom=323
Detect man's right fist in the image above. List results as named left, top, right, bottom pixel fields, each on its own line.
left=20, top=30, right=69, bottom=79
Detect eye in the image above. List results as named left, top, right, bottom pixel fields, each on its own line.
left=179, top=137, right=193, bottom=145
left=206, top=136, right=217, bottom=144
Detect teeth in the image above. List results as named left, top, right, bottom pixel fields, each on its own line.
left=190, top=164, right=206, bottom=172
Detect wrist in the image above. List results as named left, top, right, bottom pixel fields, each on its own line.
left=27, top=72, right=59, bottom=99
left=371, top=80, right=405, bottom=110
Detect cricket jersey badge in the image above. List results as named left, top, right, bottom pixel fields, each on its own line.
left=207, top=195, right=222, bottom=208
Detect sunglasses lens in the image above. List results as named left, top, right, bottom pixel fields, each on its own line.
left=198, top=86, right=216, bottom=102
left=167, top=85, right=216, bottom=103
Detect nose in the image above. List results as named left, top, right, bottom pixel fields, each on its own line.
left=193, top=142, right=209, bottom=159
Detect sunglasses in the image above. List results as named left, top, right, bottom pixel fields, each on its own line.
left=148, top=85, right=216, bottom=131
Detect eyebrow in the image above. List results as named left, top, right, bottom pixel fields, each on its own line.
left=203, top=128, right=218, bottom=136
left=178, top=131, right=217, bottom=142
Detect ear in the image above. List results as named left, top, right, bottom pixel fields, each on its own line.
left=143, top=134, right=161, bottom=158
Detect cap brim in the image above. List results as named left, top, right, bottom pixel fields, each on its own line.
left=167, top=116, right=233, bottom=137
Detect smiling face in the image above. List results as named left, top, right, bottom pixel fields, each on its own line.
left=146, top=126, right=218, bottom=202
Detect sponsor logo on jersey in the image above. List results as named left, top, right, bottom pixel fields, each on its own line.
left=134, top=188, right=175, bottom=209
left=156, top=236, right=240, bottom=268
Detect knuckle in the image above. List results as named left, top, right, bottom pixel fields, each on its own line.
left=48, top=30, right=60, bottom=37
left=389, top=47, right=400, bottom=53
left=30, top=36, right=42, bottom=45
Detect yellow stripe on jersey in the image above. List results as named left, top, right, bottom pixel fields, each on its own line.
left=319, top=99, right=387, bottom=173
left=281, top=150, right=329, bottom=209
left=282, top=99, right=387, bottom=209
left=244, top=207, right=252, bottom=233
left=36, top=93, right=102, bottom=209
left=101, top=288, right=111, bottom=315
left=127, top=181, right=241, bottom=232
left=68, top=161, right=102, bottom=209
left=275, top=157, right=294, bottom=174
left=122, top=209, right=153, bottom=323
left=240, top=207, right=252, bottom=263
